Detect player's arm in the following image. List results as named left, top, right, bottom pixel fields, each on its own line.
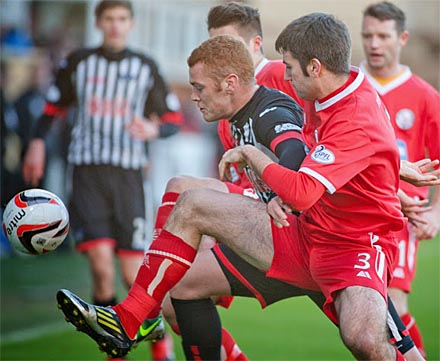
left=219, top=144, right=325, bottom=211
left=264, top=137, right=307, bottom=225
left=397, top=189, right=431, bottom=226
left=137, top=59, right=183, bottom=140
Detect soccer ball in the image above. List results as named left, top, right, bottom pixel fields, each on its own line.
left=2, top=189, right=70, bottom=255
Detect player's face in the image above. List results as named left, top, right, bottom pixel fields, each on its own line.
left=96, top=6, right=134, bottom=52
left=361, top=16, right=408, bottom=75
left=282, top=51, right=314, bottom=101
left=189, top=62, right=232, bottom=122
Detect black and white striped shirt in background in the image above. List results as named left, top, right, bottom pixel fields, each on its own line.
left=36, top=47, right=182, bottom=170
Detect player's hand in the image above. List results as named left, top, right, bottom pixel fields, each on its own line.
left=219, top=147, right=248, bottom=182
left=126, top=114, right=160, bottom=141
left=415, top=208, right=440, bottom=240
left=400, top=159, right=440, bottom=187
left=267, top=196, right=292, bottom=228
left=397, top=189, right=430, bottom=226
left=22, top=138, right=46, bottom=187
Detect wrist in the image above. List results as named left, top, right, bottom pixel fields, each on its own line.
left=241, top=144, right=255, bottom=163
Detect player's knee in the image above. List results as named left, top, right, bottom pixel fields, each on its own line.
left=340, top=326, right=381, bottom=359
left=174, top=189, right=205, bottom=217
left=165, top=175, right=198, bottom=193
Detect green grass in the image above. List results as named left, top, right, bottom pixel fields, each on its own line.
left=1, top=235, right=439, bottom=361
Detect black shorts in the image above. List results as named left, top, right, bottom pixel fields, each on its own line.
left=70, top=165, right=146, bottom=252
left=212, top=244, right=325, bottom=309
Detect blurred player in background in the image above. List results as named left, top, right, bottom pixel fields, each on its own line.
left=361, top=2, right=440, bottom=357
left=23, top=1, right=182, bottom=359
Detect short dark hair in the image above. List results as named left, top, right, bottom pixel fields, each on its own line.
left=275, top=13, right=351, bottom=76
left=187, top=35, right=255, bottom=87
left=363, top=1, right=406, bottom=34
left=95, top=0, right=134, bottom=19
left=207, top=2, right=262, bottom=42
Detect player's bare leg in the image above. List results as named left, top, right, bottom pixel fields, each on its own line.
left=336, top=286, right=396, bottom=360
left=155, top=178, right=250, bottom=360
left=87, top=242, right=116, bottom=304
left=168, top=189, right=273, bottom=269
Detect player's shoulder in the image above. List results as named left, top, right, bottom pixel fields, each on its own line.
left=61, top=47, right=99, bottom=68
left=257, top=86, right=300, bottom=109
left=409, top=73, right=439, bottom=95
left=258, top=60, right=284, bottom=80
left=126, top=48, right=160, bottom=68
left=258, top=85, right=290, bottom=100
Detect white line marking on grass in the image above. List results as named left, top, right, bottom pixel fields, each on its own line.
left=1, top=322, right=69, bottom=345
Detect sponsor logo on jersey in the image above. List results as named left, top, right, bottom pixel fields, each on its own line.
left=86, top=76, right=106, bottom=85
left=87, top=97, right=130, bottom=117
left=395, top=109, right=415, bottom=130
left=311, top=145, right=335, bottom=164
left=259, top=107, right=277, bottom=117
left=274, top=123, right=297, bottom=133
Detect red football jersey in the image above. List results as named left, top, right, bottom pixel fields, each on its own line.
left=360, top=63, right=440, bottom=200
left=218, top=59, right=303, bottom=188
left=299, top=67, right=404, bottom=241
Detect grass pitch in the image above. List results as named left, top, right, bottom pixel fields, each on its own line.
left=1, top=235, right=439, bottom=360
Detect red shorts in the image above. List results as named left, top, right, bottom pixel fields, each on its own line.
left=267, top=213, right=397, bottom=324
left=389, top=221, right=419, bottom=292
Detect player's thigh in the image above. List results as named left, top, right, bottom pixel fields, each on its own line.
left=335, top=285, right=388, bottom=339
left=170, top=248, right=231, bottom=299
left=171, top=189, right=273, bottom=270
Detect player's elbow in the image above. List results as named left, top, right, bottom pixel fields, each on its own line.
left=287, top=197, right=317, bottom=211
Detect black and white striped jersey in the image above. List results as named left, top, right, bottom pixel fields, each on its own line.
left=40, top=47, right=181, bottom=170
left=229, top=86, right=303, bottom=203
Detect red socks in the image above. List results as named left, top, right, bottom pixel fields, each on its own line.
left=400, top=313, right=426, bottom=358
left=114, top=230, right=197, bottom=339
left=153, top=192, right=179, bottom=241
left=222, top=328, right=248, bottom=361
left=171, top=325, right=248, bottom=361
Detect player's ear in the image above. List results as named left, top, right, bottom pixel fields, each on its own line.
left=225, top=74, right=239, bottom=93
left=252, top=35, right=263, bottom=53
left=308, top=59, right=321, bottom=77
left=399, top=30, right=409, bottom=47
